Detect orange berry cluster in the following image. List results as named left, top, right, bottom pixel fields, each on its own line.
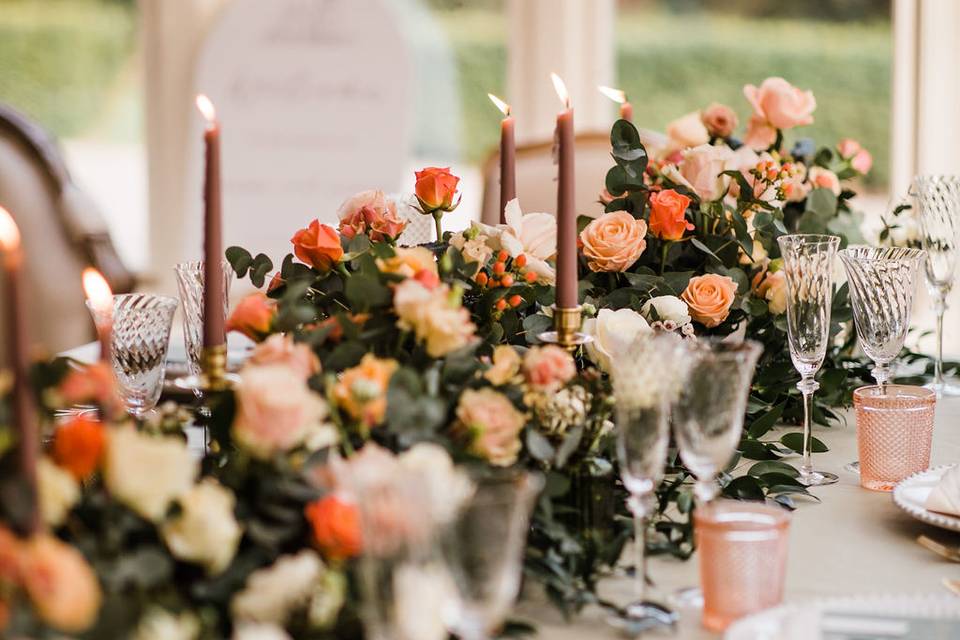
left=475, top=250, right=534, bottom=313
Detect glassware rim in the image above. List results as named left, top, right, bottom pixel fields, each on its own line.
left=686, top=336, right=763, bottom=356
left=777, top=233, right=841, bottom=247
left=693, top=499, right=791, bottom=530
left=461, top=467, right=545, bottom=501
left=853, top=384, right=936, bottom=405
left=838, top=245, right=926, bottom=262
left=85, top=293, right=180, bottom=312
left=174, top=259, right=231, bottom=273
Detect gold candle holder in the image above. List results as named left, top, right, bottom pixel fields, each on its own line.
left=174, top=344, right=238, bottom=393
left=538, top=305, right=592, bottom=353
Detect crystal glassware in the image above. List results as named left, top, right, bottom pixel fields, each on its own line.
left=87, top=293, right=178, bottom=417
left=673, top=339, right=763, bottom=504
left=609, top=333, right=693, bottom=633
left=854, top=385, right=936, bottom=491
left=173, top=260, right=233, bottom=379
left=441, top=469, right=543, bottom=640
left=912, top=175, right=960, bottom=397
left=695, top=500, right=791, bottom=632
left=778, top=234, right=841, bottom=487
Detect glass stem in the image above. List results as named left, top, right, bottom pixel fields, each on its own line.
left=797, top=377, right=819, bottom=477
left=694, top=477, right=719, bottom=505
left=632, top=507, right=647, bottom=603
left=935, top=299, right=946, bottom=388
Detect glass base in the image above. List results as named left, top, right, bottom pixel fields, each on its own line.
left=844, top=461, right=860, bottom=474
left=606, top=600, right=677, bottom=634
left=668, top=586, right=704, bottom=609
left=925, top=379, right=960, bottom=398
left=799, top=470, right=839, bottom=486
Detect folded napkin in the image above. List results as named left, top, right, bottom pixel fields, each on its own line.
left=925, top=465, right=960, bottom=516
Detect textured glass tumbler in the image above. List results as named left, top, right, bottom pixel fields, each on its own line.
left=174, top=260, right=232, bottom=377
left=695, top=501, right=791, bottom=632
left=854, top=385, right=936, bottom=492
left=88, top=294, right=178, bottom=417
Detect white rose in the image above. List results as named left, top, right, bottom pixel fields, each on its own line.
left=38, top=457, right=79, bottom=527
left=133, top=608, right=200, bottom=640
left=583, top=308, right=652, bottom=372
left=666, top=111, right=710, bottom=149
left=104, top=427, right=198, bottom=522
left=232, top=550, right=325, bottom=625
left=398, top=443, right=474, bottom=524
left=641, top=296, right=691, bottom=326
left=393, top=562, right=458, bottom=640
left=161, top=478, right=242, bottom=575
left=232, top=624, right=292, bottom=640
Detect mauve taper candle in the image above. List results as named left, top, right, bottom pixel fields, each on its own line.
left=196, top=95, right=225, bottom=349
left=552, top=74, right=577, bottom=309
left=488, top=94, right=516, bottom=223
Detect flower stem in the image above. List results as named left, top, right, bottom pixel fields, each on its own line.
left=433, top=212, right=444, bottom=242
left=659, top=242, right=670, bottom=275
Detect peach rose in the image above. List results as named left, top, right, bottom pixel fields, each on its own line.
left=393, top=279, right=477, bottom=357
left=744, top=77, right=816, bottom=130
left=377, top=246, right=438, bottom=280
left=57, top=362, right=120, bottom=414
left=852, top=150, right=873, bottom=175
left=20, top=534, right=101, bottom=633
left=52, top=415, right=105, bottom=481
left=752, top=268, right=787, bottom=315
left=291, top=220, right=344, bottom=272
left=249, top=334, right=321, bottom=380
left=648, top=189, right=693, bottom=241
left=668, top=143, right=735, bottom=201
left=579, top=212, right=648, bottom=272
left=337, top=190, right=407, bottom=243
left=808, top=166, right=841, bottom=195
left=305, top=495, right=362, bottom=560
left=681, top=274, right=738, bottom=328
left=455, top=388, right=525, bottom=467
left=232, top=364, right=329, bottom=459
left=701, top=103, right=738, bottom=138
left=484, top=345, right=521, bottom=386
left=522, top=345, right=576, bottom=391
left=333, top=353, right=398, bottom=428
left=666, top=111, right=710, bottom=149
left=837, top=138, right=861, bottom=158
left=415, top=167, right=460, bottom=212
left=227, top=292, right=277, bottom=342
left=744, top=115, right=778, bottom=151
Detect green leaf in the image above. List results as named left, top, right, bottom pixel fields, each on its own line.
left=748, top=402, right=785, bottom=438
left=689, top=237, right=722, bottom=263
left=780, top=432, right=829, bottom=453
left=758, top=472, right=804, bottom=488
left=747, top=460, right=799, bottom=478
left=226, top=246, right=253, bottom=277
left=526, top=428, right=556, bottom=462
left=554, top=425, right=584, bottom=468
left=249, top=253, right=274, bottom=288
left=344, top=274, right=391, bottom=310
left=723, top=475, right=765, bottom=501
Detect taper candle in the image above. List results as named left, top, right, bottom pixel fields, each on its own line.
left=82, top=268, right=113, bottom=362
left=0, top=206, right=39, bottom=534
left=196, top=94, right=225, bottom=349
left=598, top=85, right=633, bottom=122
left=488, top=93, right=516, bottom=223
left=552, top=73, right=577, bottom=309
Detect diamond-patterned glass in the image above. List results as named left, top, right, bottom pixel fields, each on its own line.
left=174, top=261, right=232, bottom=377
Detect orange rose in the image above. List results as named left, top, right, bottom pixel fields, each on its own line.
left=414, top=167, right=460, bottom=212
left=305, top=495, right=362, bottom=560
left=20, top=534, right=102, bottom=633
left=51, top=416, right=105, bottom=481
left=579, top=211, right=648, bottom=272
left=648, top=189, right=693, bottom=241
left=681, top=274, right=738, bottom=328
left=226, top=292, right=277, bottom=342
left=337, top=190, right=407, bottom=243
left=333, top=353, right=397, bottom=428
left=58, top=362, right=119, bottom=414
left=291, top=220, right=344, bottom=271
left=376, top=246, right=438, bottom=280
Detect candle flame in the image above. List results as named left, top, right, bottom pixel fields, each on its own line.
left=551, top=73, right=570, bottom=109
left=0, top=206, right=21, bottom=252
left=82, top=268, right=113, bottom=314
left=488, top=93, right=511, bottom=116
left=598, top=85, right=626, bottom=104
left=195, top=94, right=217, bottom=124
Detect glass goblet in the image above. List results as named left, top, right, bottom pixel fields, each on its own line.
left=88, top=293, right=178, bottom=418
left=173, top=260, right=233, bottom=377
left=673, top=339, right=763, bottom=504
left=777, top=233, right=840, bottom=487
left=608, top=333, right=693, bottom=633
left=912, top=174, right=960, bottom=397
left=441, top=469, right=543, bottom=640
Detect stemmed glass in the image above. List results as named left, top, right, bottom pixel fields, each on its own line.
left=912, top=175, right=960, bottom=396
left=608, top=333, right=693, bottom=633
left=173, top=260, right=233, bottom=395
left=777, top=234, right=840, bottom=487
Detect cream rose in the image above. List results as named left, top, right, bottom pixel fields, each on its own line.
left=455, top=388, right=526, bottom=467
left=666, top=111, right=710, bottom=149
left=484, top=344, right=522, bottom=386
left=583, top=308, right=652, bottom=372
left=232, top=550, right=326, bottom=625
left=668, top=143, right=736, bottom=201
left=233, top=624, right=293, bottom=640
left=579, top=212, right=648, bottom=272
left=681, top=274, right=738, bottom=328
left=393, top=279, right=477, bottom=357
left=104, top=426, right=198, bottom=522
left=744, top=77, right=816, bottom=130
left=377, top=246, right=438, bottom=279
left=399, top=443, right=474, bottom=524
left=38, top=456, right=79, bottom=527
left=248, top=334, right=321, bottom=380
left=162, top=478, right=242, bottom=575
left=808, top=166, right=841, bottom=196
left=133, top=608, right=201, bottom=640
left=641, top=295, right=691, bottom=327
left=753, top=268, right=788, bottom=315
left=232, top=364, right=330, bottom=460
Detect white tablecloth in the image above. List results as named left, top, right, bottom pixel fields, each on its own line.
left=521, top=397, right=960, bottom=638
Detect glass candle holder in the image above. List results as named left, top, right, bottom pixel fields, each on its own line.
left=694, top=500, right=791, bottom=632
left=854, top=385, right=936, bottom=492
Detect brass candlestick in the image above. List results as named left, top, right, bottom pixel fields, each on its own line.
left=538, top=305, right=592, bottom=352
left=174, top=344, right=238, bottom=393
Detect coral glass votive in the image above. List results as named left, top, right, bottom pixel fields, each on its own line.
left=854, top=385, right=936, bottom=492
left=694, top=500, right=791, bottom=632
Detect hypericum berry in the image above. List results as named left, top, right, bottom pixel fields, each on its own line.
left=495, top=298, right=508, bottom=311
left=488, top=278, right=500, bottom=288
left=492, top=262, right=506, bottom=275
left=475, top=272, right=488, bottom=286
left=500, top=274, right=515, bottom=287
left=515, top=254, right=528, bottom=268
left=524, top=271, right=538, bottom=284
left=497, top=250, right=509, bottom=262
left=509, top=294, right=522, bottom=307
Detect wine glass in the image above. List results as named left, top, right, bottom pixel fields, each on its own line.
left=911, top=175, right=960, bottom=397
left=777, top=234, right=840, bottom=487
left=173, top=260, right=233, bottom=396
left=441, top=469, right=543, bottom=640
left=608, top=333, right=693, bottom=633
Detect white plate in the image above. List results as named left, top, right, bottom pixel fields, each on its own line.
left=892, top=464, right=960, bottom=533
left=725, top=593, right=960, bottom=639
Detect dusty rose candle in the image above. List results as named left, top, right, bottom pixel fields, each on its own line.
left=598, top=85, right=633, bottom=122
left=552, top=74, right=577, bottom=309
left=82, top=268, right=114, bottom=362
left=196, top=95, right=225, bottom=349
left=488, top=93, right=516, bottom=223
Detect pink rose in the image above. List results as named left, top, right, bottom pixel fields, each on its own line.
left=681, top=274, right=738, bottom=328
left=668, top=143, right=735, bottom=201
left=836, top=138, right=861, bottom=158
left=743, top=77, right=816, bottom=130
left=522, top=345, right=576, bottom=391
left=579, top=212, right=648, bottom=272
left=20, top=534, right=102, bottom=633
left=455, top=388, right=525, bottom=467
left=232, top=365, right=329, bottom=459
left=248, top=334, right=321, bottom=380
left=744, top=115, right=778, bottom=151
left=666, top=111, right=710, bottom=149
left=337, top=190, right=407, bottom=243
left=701, top=103, right=738, bottom=138
left=852, top=149, right=873, bottom=175
left=808, top=167, right=841, bottom=195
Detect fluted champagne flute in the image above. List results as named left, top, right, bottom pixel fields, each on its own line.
left=778, top=234, right=840, bottom=487
left=912, top=175, right=960, bottom=397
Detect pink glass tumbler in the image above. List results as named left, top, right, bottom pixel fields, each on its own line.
left=854, top=385, right=936, bottom=492
left=695, top=501, right=791, bottom=632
